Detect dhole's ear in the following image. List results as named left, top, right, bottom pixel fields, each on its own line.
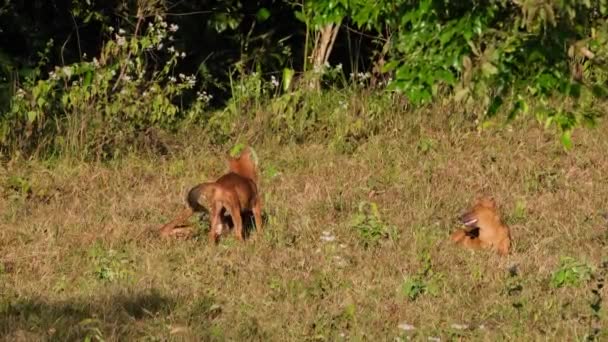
left=485, top=196, right=497, bottom=208
left=460, top=211, right=479, bottom=227
left=475, top=196, right=496, bottom=208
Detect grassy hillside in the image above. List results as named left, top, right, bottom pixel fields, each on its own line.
left=1, top=105, right=607, bottom=341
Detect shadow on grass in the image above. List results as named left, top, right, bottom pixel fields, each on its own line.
left=0, top=289, right=183, bottom=341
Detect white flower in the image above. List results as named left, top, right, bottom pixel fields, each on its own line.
left=116, top=35, right=126, bottom=46
left=118, top=28, right=125, bottom=35
left=270, top=75, right=279, bottom=88
left=157, top=43, right=164, bottom=50
left=178, top=73, right=185, bottom=79
left=168, top=46, right=175, bottom=53
left=169, top=76, right=177, bottom=83
left=108, top=26, right=114, bottom=33
left=186, top=75, right=196, bottom=87
left=15, top=88, right=26, bottom=99
left=450, top=324, right=468, bottom=330
left=320, top=231, right=335, bottom=242
left=180, top=52, right=186, bottom=58
left=333, top=256, right=347, bottom=268
left=92, top=57, right=100, bottom=68
left=62, top=66, right=73, bottom=78
left=398, top=323, right=415, bottom=331
left=169, top=23, right=179, bottom=32
left=197, top=90, right=213, bottom=103
left=336, top=63, right=342, bottom=70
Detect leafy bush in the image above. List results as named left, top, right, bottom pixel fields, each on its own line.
left=2, top=12, right=204, bottom=158
left=2, top=0, right=608, bottom=159
left=303, top=0, right=608, bottom=146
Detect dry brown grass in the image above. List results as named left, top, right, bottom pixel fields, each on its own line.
left=1, top=105, right=607, bottom=341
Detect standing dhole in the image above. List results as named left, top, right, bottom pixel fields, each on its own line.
left=450, top=197, right=511, bottom=256
left=160, top=147, right=263, bottom=243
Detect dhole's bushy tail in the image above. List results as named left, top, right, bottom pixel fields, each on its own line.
left=228, top=147, right=259, bottom=186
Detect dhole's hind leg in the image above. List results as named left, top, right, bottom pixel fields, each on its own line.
left=253, top=198, right=263, bottom=235
left=226, top=203, right=244, bottom=241
left=160, top=208, right=194, bottom=238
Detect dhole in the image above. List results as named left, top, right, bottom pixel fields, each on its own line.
left=159, top=147, right=263, bottom=243
left=450, top=197, right=511, bottom=256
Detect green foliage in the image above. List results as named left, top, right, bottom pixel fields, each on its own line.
left=88, top=243, right=134, bottom=283
left=400, top=252, right=442, bottom=301
left=550, top=257, right=593, bottom=288
left=6, top=176, right=32, bottom=200
left=1, top=0, right=608, bottom=159
left=2, top=12, right=204, bottom=158
left=301, top=0, right=608, bottom=146
left=350, top=201, right=398, bottom=248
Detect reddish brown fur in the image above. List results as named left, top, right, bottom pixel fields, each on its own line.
left=159, top=147, right=263, bottom=243
left=450, top=197, right=511, bottom=256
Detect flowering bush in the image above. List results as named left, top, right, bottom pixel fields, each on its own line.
left=1, top=14, right=209, bottom=158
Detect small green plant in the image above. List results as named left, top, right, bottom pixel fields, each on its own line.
left=509, top=199, right=528, bottom=224
left=350, top=201, right=398, bottom=248
left=550, top=257, right=593, bottom=288
left=6, top=176, right=32, bottom=200
left=88, top=243, right=134, bottom=283
left=400, top=252, right=442, bottom=301
left=416, top=137, right=437, bottom=154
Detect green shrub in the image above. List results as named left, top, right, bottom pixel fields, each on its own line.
left=2, top=12, right=205, bottom=159
left=550, top=256, right=593, bottom=288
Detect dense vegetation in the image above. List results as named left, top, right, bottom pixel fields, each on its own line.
left=0, top=0, right=607, bottom=159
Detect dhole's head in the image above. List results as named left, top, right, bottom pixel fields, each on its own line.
left=460, top=197, right=498, bottom=228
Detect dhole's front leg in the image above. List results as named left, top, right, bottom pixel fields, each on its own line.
left=208, top=204, right=222, bottom=244
left=450, top=229, right=486, bottom=250
left=495, top=238, right=510, bottom=256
